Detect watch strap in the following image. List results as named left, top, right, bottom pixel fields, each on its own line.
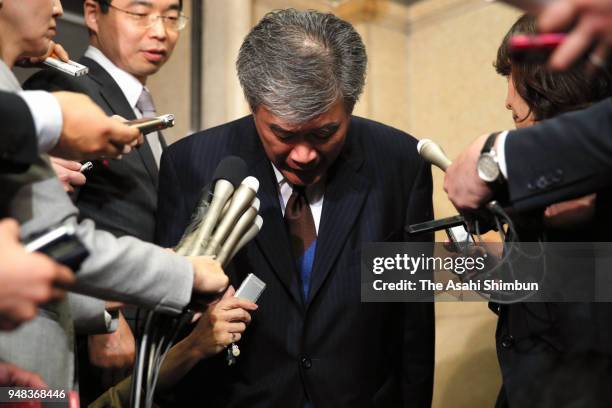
left=481, top=132, right=501, bottom=155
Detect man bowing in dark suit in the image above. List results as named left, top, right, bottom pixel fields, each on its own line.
left=24, top=0, right=186, bottom=402
left=156, top=9, right=435, bottom=408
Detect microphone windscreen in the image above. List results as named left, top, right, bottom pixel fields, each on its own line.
left=212, top=156, right=249, bottom=187
left=417, top=139, right=452, bottom=172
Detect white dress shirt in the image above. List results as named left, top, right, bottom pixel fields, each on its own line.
left=0, top=58, right=62, bottom=154
left=19, top=90, right=63, bottom=153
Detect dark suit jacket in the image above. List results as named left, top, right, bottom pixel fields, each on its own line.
left=505, top=97, right=612, bottom=212
left=24, top=57, right=163, bottom=241
left=155, top=115, right=435, bottom=408
left=0, top=90, right=37, bottom=172
left=493, top=96, right=612, bottom=407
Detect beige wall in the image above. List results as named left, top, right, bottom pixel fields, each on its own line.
left=147, top=0, right=193, bottom=143
left=151, top=1, right=524, bottom=406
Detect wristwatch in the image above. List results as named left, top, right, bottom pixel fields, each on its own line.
left=477, top=132, right=504, bottom=183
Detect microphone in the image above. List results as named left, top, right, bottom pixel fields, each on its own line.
left=417, top=139, right=452, bottom=171
left=126, top=114, right=176, bottom=135
left=413, top=138, right=502, bottom=236
left=204, top=177, right=259, bottom=256
left=215, top=199, right=260, bottom=266
left=175, top=185, right=211, bottom=255
left=229, top=215, right=263, bottom=261
left=175, top=156, right=248, bottom=256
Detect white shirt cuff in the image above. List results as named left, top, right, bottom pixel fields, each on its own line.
left=18, top=90, right=63, bottom=153
left=496, top=130, right=509, bottom=179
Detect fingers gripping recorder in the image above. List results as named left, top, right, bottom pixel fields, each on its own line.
left=131, top=158, right=265, bottom=408
left=173, top=156, right=266, bottom=366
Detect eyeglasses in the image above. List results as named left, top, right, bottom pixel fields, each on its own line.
left=103, top=1, right=188, bottom=31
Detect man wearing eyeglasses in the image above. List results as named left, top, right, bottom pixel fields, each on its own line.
left=24, top=0, right=187, bottom=403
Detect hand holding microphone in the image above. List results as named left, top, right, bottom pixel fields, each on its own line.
left=189, top=256, right=229, bottom=306
left=419, top=136, right=506, bottom=213
left=176, top=156, right=264, bottom=304
left=415, top=137, right=501, bottom=236
left=438, top=134, right=496, bottom=211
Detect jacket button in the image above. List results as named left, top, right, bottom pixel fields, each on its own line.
left=536, top=177, right=549, bottom=189
left=501, top=334, right=514, bottom=348
left=301, top=356, right=312, bottom=369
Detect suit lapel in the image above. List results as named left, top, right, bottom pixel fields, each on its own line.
left=80, top=57, right=159, bottom=185
left=307, top=127, right=370, bottom=306
left=232, top=119, right=304, bottom=309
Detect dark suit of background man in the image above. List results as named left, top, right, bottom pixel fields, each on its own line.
left=24, top=0, right=186, bottom=403
left=156, top=9, right=435, bottom=408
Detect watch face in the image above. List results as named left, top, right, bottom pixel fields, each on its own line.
left=477, top=153, right=500, bottom=183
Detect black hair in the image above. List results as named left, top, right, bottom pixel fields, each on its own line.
left=494, top=14, right=612, bottom=121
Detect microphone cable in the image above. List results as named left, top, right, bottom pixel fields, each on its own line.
left=461, top=201, right=546, bottom=303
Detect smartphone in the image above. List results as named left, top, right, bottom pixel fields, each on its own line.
left=126, top=114, right=175, bottom=135
left=446, top=225, right=475, bottom=253
left=25, top=224, right=89, bottom=271
left=234, top=273, right=266, bottom=303
left=509, top=33, right=566, bottom=62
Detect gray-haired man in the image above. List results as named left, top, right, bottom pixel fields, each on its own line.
left=156, top=9, right=435, bottom=407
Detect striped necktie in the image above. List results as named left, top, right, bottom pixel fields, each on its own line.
left=285, top=186, right=317, bottom=302
left=136, top=87, right=163, bottom=167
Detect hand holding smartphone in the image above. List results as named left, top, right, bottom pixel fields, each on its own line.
left=24, top=224, right=89, bottom=272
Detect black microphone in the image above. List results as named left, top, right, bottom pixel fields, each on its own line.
left=175, top=156, right=249, bottom=256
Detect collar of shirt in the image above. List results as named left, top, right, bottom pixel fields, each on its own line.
left=84, top=46, right=145, bottom=113
left=0, top=59, right=22, bottom=92
left=272, top=164, right=324, bottom=233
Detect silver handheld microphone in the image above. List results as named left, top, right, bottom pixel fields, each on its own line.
left=175, top=186, right=212, bottom=256
left=417, top=139, right=452, bottom=172
left=174, top=156, right=249, bottom=256
left=204, top=177, right=259, bottom=256
left=229, top=215, right=263, bottom=261
left=191, top=179, right=235, bottom=255
left=416, top=138, right=477, bottom=242
left=216, top=199, right=260, bottom=266
left=126, top=114, right=175, bottom=135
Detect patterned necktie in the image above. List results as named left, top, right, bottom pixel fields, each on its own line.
left=285, top=186, right=317, bottom=302
left=136, top=88, right=163, bottom=167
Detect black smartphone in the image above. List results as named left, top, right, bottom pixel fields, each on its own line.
left=25, top=224, right=89, bottom=271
